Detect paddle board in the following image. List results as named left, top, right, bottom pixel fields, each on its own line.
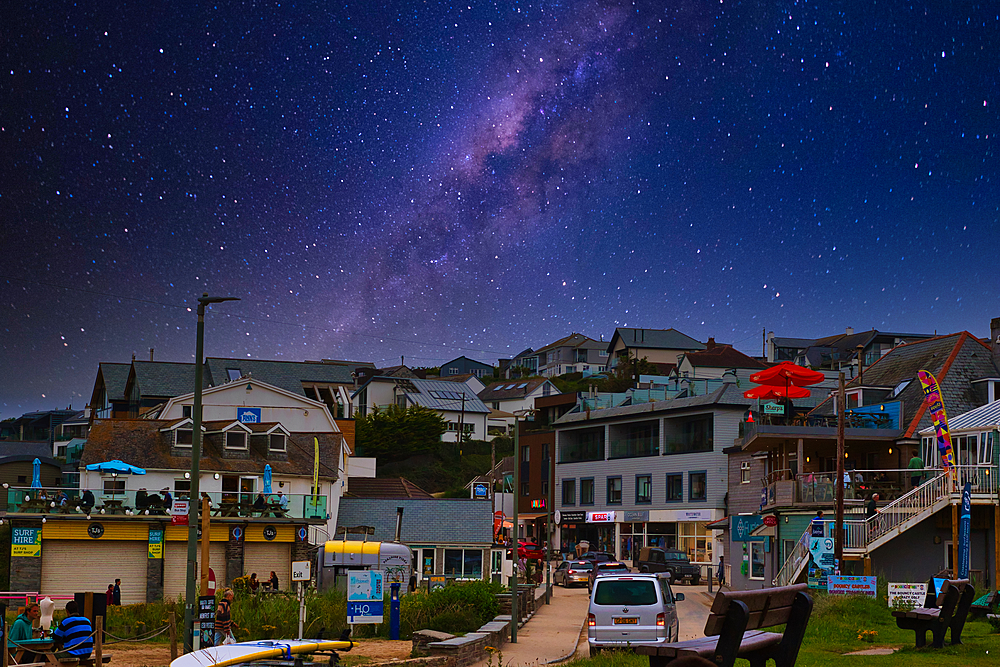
left=171, top=639, right=354, bottom=667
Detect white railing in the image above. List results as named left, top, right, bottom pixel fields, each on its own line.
left=773, top=526, right=811, bottom=587
left=844, top=472, right=950, bottom=549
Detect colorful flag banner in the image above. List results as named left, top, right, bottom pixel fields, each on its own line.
left=917, top=370, right=955, bottom=471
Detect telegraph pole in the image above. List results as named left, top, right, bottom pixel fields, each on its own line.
left=835, top=372, right=845, bottom=571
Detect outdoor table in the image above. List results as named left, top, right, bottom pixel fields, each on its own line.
left=13, top=637, right=58, bottom=666
left=18, top=498, right=52, bottom=513
left=100, top=499, right=126, bottom=515
left=214, top=500, right=241, bottom=517
left=259, top=502, right=287, bottom=518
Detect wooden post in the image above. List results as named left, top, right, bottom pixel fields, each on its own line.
left=201, top=495, right=212, bottom=596
left=169, top=611, right=178, bottom=660
left=952, top=503, right=959, bottom=577
left=95, top=616, right=103, bottom=667
left=863, top=557, right=871, bottom=576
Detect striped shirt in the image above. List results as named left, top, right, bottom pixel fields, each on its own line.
left=54, top=615, right=93, bottom=657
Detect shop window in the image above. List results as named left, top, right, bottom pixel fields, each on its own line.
left=580, top=478, right=595, bottom=505
left=606, top=477, right=622, bottom=505
left=678, top=521, right=712, bottom=564
left=444, top=549, right=483, bottom=578
left=636, top=475, right=652, bottom=504
left=689, top=471, right=707, bottom=502
left=750, top=541, right=765, bottom=580
left=562, top=479, right=576, bottom=505
left=666, top=474, right=683, bottom=502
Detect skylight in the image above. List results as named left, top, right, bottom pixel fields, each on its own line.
left=517, top=383, right=528, bottom=389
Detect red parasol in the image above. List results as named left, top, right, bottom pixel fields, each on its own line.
left=742, top=384, right=811, bottom=400
left=746, top=361, right=825, bottom=400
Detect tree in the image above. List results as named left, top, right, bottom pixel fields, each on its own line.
left=599, top=354, right=659, bottom=392
left=354, top=404, right=447, bottom=462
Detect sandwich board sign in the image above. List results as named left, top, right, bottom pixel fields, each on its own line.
left=347, top=570, right=384, bottom=624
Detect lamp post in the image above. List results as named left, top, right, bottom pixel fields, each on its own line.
left=184, top=293, right=239, bottom=653
left=509, top=408, right=535, bottom=643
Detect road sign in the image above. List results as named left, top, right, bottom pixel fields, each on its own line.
left=292, top=560, right=311, bottom=582
left=347, top=570, right=384, bottom=624
left=208, top=567, right=217, bottom=594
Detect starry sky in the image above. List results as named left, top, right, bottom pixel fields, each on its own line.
left=2, top=1, right=998, bottom=416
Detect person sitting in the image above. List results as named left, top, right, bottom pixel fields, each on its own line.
left=135, top=488, right=149, bottom=510
left=53, top=600, right=93, bottom=659
left=276, top=491, right=289, bottom=514
left=162, top=488, right=173, bottom=510
left=9, top=602, right=42, bottom=662
left=269, top=571, right=279, bottom=592
left=145, top=492, right=163, bottom=512
left=253, top=492, right=266, bottom=513
left=249, top=572, right=260, bottom=594
left=81, top=489, right=96, bottom=512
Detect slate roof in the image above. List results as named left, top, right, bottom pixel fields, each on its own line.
left=478, top=378, right=551, bottom=401
left=608, top=328, right=706, bottom=353
left=131, top=361, right=202, bottom=398
left=344, top=477, right=434, bottom=499
left=83, top=419, right=343, bottom=479
left=404, top=378, right=491, bottom=413
left=99, top=363, right=132, bottom=401
left=336, top=497, right=493, bottom=545
left=0, top=441, right=59, bottom=460
left=376, top=365, right=419, bottom=378
left=809, top=332, right=999, bottom=438
left=204, top=357, right=355, bottom=394
left=535, top=332, right=604, bottom=354
left=555, top=382, right=751, bottom=425
left=683, top=345, right=768, bottom=369
left=919, top=400, right=1000, bottom=434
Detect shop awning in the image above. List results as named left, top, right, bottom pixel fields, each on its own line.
left=515, top=513, right=548, bottom=521
left=705, top=516, right=729, bottom=531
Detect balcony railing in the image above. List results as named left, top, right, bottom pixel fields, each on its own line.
left=6, top=488, right=328, bottom=521
left=608, top=437, right=658, bottom=459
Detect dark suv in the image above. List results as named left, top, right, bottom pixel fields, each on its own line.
left=636, top=547, right=701, bottom=585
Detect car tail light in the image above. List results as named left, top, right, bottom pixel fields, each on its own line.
left=656, top=613, right=665, bottom=627
left=588, top=613, right=596, bottom=627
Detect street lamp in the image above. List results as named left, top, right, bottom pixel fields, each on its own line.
left=184, top=293, right=239, bottom=652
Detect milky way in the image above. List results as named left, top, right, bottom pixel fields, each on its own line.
left=2, top=1, right=998, bottom=415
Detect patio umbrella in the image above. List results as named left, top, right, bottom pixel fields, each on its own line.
left=85, top=460, right=146, bottom=501
left=31, top=458, right=41, bottom=489
left=748, top=361, right=825, bottom=397
left=263, top=464, right=273, bottom=494
left=742, top=384, right=812, bottom=400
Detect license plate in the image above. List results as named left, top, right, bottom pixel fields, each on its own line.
left=613, top=617, right=638, bottom=625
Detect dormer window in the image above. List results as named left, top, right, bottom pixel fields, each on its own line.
left=226, top=431, right=248, bottom=450
left=269, top=433, right=286, bottom=453
left=176, top=429, right=193, bottom=447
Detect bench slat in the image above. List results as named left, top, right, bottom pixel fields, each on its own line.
left=709, top=584, right=806, bottom=615
left=704, top=603, right=797, bottom=635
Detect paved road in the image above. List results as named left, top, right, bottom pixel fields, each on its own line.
left=475, top=580, right=714, bottom=666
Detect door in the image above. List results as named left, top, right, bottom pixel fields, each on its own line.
left=243, top=542, right=291, bottom=590
left=163, top=541, right=227, bottom=600
left=42, top=540, right=147, bottom=604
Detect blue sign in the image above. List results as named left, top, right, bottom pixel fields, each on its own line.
left=958, top=482, right=971, bottom=579
left=238, top=408, right=262, bottom=423
left=731, top=515, right=764, bottom=541
left=473, top=483, right=488, bottom=498
left=348, top=570, right=384, bottom=624
left=347, top=600, right=385, bottom=622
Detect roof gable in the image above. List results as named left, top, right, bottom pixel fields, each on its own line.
left=204, top=357, right=355, bottom=394
left=682, top=345, right=767, bottom=370
left=609, top=328, right=706, bottom=353
left=130, top=361, right=201, bottom=399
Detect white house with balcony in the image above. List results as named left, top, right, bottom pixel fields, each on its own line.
left=351, top=376, right=490, bottom=442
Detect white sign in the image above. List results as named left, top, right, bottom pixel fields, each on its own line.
left=292, top=560, right=311, bottom=582
left=586, top=511, right=616, bottom=523
left=888, top=582, right=927, bottom=608
left=347, top=570, right=384, bottom=624
left=173, top=500, right=190, bottom=515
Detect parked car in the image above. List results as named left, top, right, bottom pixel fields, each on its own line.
left=518, top=541, right=545, bottom=560
left=636, top=547, right=701, bottom=585
left=553, top=559, right=593, bottom=587
left=587, top=560, right=631, bottom=592
left=588, top=573, right=684, bottom=656
left=577, top=550, right=615, bottom=564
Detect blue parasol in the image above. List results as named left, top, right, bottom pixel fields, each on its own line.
left=264, top=464, right=273, bottom=494
left=85, top=460, right=147, bottom=475
left=31, top=458, right=41, bottom=489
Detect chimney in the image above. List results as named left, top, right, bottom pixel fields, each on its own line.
left=707, top=337, right=716, bottom=350
left=394, top=507, right=404, bottom=542
left=149, top=347, right=154, bottom=361
left=846, top=327, right=854, bottom=336
left=991, top=317, right=1000, bottom=366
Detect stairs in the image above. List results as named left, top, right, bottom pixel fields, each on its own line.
left=771, top=472, right=950, bottom=586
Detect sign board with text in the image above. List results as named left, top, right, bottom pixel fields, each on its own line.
left=11, top=528, right=40, bottom=558
left=171, top=500, right=190, bottom=526
left=347, top=570, right=384, bottom=624
left=828, top=575, right=877, bottom=597
left=148, top=528, right=164, bottom=559
left=292, top=560, right=311, bottom=582
left=888, top=582, right=928, bottom=609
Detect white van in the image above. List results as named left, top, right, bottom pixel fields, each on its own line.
left=587, top=573, right=683, bottom=656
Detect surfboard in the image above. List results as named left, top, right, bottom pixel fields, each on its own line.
left=170, top=639, right=354, bottom=667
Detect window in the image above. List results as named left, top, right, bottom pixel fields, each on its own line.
left=174, top=479, right=191, bottom=500
left=981, top=432, right=995, bottom=465
left=666, top=474, right=683, bottom=502
left=447, top=422, right=475, bottom=433
left=182, top=405, right=192, bottom=418
left=541, top=479, right=548, bottom=495
left=750, top=542, right=765, bottom=580
left=740, top=461, right=751, bottom=484
left=606, top=477, right=622, bottom=504
left=599, top=350, right=609, bottom=357
left=559, top=428, right=605, bottom=463
left=521, top=447, right=530, bottom=463
left=520, top=481, right=529, bottom=496
left=562, top=479, right=576, bottom=505
left=57, top=445, right=67, bottom=457
left=565, top=366, right=576, bottom=374
left=269, top=433, right=286, bottom=453
left=689, top=472, right=707, bottom=502
left=444, top=549, right=483, bottom=578
left=493, top=401, right=500, bottom=409
left=103, top=479, right=125, bottom=495
left=677, top=522, right=712, bottom=563
left=636, top=475, right=652, bottom=504
left=580, top=478, right=595, bottom=505
left=175, top=429, right=193, bottom=447
left=226, top=431, right=248, bottom=450
left=664, top=415, right=714, bottom=455
left=227, top=368, right=242, bottom=381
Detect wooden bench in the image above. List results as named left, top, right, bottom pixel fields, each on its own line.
left=970, top=591, right=999, bottom=618
left=77, top=654, right=112, bottom=667
left=892, top=579, right=973, bottom=648
left=636, top=584, right=813, bottom=667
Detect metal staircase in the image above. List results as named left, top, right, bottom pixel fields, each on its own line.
left=772, top=472, right=950, bottom=586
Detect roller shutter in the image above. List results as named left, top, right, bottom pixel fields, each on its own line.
left=163, top=542, right=227, bottom=601
left=42, top=541, right=147, bottom=605
left=243, top=542, right=291, bottom=591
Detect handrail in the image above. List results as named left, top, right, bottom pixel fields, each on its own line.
left=773, top=526, right=811, bottom=587
left=844, top=472, right=950, bottom=549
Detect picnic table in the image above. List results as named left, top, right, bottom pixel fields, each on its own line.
left=98, top=499, right=126, bottom=515
left=637, top=583, right=813, bottom=667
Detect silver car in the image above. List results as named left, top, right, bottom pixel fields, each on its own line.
left=587, top=573, right=683, bottom=656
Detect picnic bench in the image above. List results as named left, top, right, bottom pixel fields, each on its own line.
left=636, top=584, right=813, bottom=667
left=970, top=590, right=998, bottom=618
left=892, top=578, right=974, bottom=648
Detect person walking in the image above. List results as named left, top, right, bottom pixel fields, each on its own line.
left=215, top=589, right=235, bottom=645
left=717, top=556, right=725, bottom=587
left=112, top=579, right=121, bottom=606
left=908, top=453, right=925, bottom=488
left=106, top=585, right=114, bottom=607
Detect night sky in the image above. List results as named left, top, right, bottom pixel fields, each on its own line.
left=2, top=1, right=998, bottom=416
